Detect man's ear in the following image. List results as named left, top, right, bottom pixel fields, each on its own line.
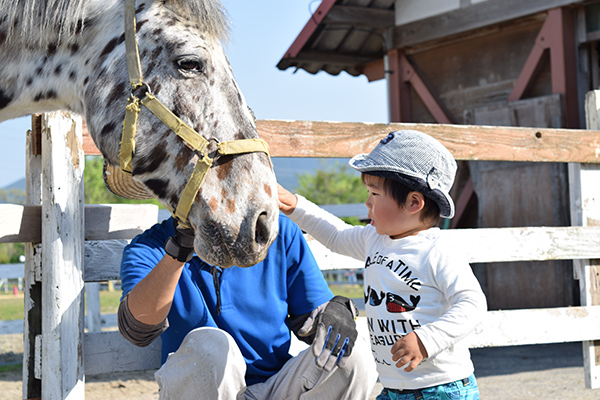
left=406, top=191, right=426, bottom=214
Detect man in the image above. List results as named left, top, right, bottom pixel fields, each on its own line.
left=118, top=214, right=377, bottom=399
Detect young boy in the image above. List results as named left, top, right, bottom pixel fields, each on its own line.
left=278, top=130, right=487, bottom=400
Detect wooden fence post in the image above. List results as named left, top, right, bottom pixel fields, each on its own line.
left=23, top=117, right=43, bottom=399
left=569, top=91, right=600, bottom=389
left=85, top=282, right=102, bottom=333
left=40, top=112, right=86, bottom=399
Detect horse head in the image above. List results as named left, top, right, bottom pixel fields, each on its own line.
left=0, top=0, right=279, bottom=267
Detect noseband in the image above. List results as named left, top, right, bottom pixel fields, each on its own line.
left=120, top=0, right=270, bottom=228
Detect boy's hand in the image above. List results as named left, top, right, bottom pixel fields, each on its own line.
left=277, top=183, right=298, bottom=215
left=390, top=332, right=428, bottom=372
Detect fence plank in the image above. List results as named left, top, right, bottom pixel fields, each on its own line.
left=0, top=204, right=42, bottom=243
left=82, top=226, right=600, bottom=282
left=84, top=240, right=130, bottom=282
left=440, top=226, right=600, bottom=263
left=466, top=306, right=600, bottom=348
left=83, top=120, right=600, bottom=163
left=80, top=304, right=600, bottom=375
left=256, top=120, right=600, bottom=163
left=84, top=332, right=161, bottom=375
left=0, top=204, right=158, bottom=243
left=305, top=226, right=600, bottom=271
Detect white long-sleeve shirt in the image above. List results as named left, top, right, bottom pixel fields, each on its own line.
left=289, top=195, right=487, bottom=390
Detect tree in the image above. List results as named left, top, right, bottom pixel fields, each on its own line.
left=0, top=242, right=25, bottom=263
left=295, top=161, right=367, bottom=225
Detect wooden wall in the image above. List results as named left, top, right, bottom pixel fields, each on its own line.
left=399, top=14, right=577, bottom=309
left=407, top=17, right=545, bottom=123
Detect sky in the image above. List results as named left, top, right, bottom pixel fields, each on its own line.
left=0, top=1, right=387, bottom=189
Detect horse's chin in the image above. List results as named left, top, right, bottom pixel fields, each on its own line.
left=195, top=236, right=274, bottom=269
left=191, top=198, right=280, bottom=268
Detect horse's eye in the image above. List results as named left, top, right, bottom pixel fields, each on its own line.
left=177, top=59, right=205, bottom=73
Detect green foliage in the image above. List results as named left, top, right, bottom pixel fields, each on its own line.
left=84, top=156, right=163, bottom=207
left=296, top=161, right=366, bottom=205
left=0, top=243, right=24, bottom=264
left=295, top=161, right=367, bottom=225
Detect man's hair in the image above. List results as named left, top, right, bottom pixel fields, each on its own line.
left=362, top=174, right=441, bottom=227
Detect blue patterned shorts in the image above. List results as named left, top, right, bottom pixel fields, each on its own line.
left=376, top=374, right=479, bottom=400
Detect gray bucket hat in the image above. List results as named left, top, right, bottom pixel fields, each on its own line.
left=349, top=130, right=457, bottom=219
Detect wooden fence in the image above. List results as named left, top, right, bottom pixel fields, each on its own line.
left=2, top=90, right=600, bottom=398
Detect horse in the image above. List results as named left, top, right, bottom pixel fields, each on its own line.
left=0, top=0, right=279, bottom=268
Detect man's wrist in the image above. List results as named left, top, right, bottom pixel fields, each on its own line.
left=164, top=237, right=194, bottom=262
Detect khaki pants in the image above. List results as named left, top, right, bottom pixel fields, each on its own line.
left=155, top=327, right=378, bottom=400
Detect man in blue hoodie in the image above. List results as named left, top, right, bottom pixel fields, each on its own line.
left=118, top=214, right=377, bottom=400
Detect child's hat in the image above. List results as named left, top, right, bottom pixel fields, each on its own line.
left=348, top=130, right=457, bottom=219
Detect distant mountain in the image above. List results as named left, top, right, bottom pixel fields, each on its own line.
left=2, top=177, right=26, bottom=191
left=0, top=178, right=26, bottom=204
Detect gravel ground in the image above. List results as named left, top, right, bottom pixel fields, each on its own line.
left=1, top=334, right=598, bottom=399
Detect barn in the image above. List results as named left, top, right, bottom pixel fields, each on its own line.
left=277, top=0, right=598, bottom=310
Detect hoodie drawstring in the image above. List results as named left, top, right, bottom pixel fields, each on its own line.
left=212, top=267, right=222, bottom=315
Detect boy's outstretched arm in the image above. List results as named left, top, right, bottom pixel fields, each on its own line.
left=278, top=183, right=298, bottom=215
left=391, top=331, right=429, bottom=372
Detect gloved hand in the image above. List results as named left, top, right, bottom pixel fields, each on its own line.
left=164, top=219, right=195, bottom=262
left=302, top=296, right=359, bottom=371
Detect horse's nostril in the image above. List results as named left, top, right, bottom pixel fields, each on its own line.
left=255, top=212, right=269, bottom=246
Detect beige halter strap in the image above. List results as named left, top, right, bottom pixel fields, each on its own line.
left=120, top=0, right=270, bottom=228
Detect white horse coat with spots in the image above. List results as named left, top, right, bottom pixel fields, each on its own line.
left=0, top=0, right=279, bottom=267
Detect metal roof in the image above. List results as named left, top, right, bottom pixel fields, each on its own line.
left=277, top=0, right=395, bottom=79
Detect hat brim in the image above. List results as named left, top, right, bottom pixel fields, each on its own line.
left=103, top=161, right=155, bottom=200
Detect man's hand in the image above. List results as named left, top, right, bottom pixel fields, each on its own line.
left=310, top=296, right=359, bottom=371
left=390, top=331, right=428, bottom=372
left=277, top=184, right=298, bottom=215
left=164, top=219, right=195, bottom=262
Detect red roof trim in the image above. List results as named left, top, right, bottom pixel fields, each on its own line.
left=282, top=0, right=338, bottom=59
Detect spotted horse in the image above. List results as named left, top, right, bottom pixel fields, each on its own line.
left=0, top=0, right=279, bottom=268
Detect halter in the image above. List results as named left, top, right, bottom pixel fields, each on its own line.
left=120, top=0, right=270, bottom=228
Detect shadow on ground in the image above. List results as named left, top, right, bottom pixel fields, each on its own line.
left=471, top=341, right=583, bottom=377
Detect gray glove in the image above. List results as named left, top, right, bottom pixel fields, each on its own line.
left=298, top=296, right=359, bottom=371
left=164, top=219, right=195, bottom=262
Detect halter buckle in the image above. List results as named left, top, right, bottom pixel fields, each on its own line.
left=130, top=81, right=152, bottom=101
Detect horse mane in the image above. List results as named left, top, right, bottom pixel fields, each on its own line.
left=0, top=0, right=229, bottom=46
left=165, top=0, right=230, bottom=40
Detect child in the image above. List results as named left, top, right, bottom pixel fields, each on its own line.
left=278, top=130, right=487, bottom=400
